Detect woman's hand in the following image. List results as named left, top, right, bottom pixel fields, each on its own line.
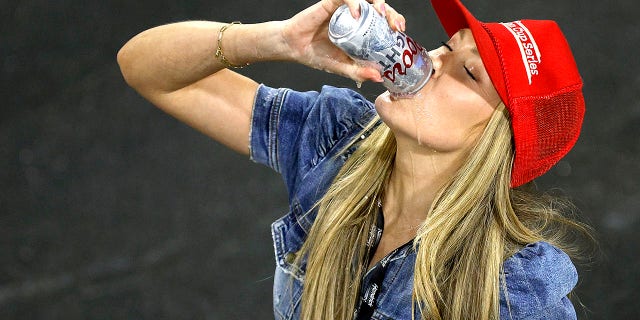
left=281, top=0, right=406, bottom=82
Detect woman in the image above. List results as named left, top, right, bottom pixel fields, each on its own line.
left=118, top=0, right=592, bottom=318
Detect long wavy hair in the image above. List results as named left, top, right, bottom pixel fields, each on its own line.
left=295, top=103, right=593, bottom=319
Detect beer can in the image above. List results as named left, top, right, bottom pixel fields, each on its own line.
left=328, top=0, right=433, bottom=96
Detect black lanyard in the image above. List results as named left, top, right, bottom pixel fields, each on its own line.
left=354, top=210, right=413, bottom=320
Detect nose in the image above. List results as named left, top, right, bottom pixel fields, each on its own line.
left=427, top=47, right=446, bottom=79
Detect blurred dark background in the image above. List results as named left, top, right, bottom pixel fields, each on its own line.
left=1, top=0, right=638, bottom=319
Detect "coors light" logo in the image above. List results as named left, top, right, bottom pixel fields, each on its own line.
left=501, top=21, right=542, bottom=85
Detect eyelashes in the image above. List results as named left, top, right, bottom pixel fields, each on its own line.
left=440, top=41, right=477, bottom=81
left=464, top=66, right=477, bottom=81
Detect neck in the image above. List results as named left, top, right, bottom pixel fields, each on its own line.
left=382, top=139, right=466, bottom=230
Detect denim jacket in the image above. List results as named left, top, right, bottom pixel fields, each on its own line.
left=249, top=84, right=578, bottom=320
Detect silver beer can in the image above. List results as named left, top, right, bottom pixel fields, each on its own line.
left=328, top=0, right=433, bottom=96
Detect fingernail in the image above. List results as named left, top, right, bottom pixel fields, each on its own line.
left=401, top=20, right=406, bottom=32
left=352, top=5, right=360, bottom=19
left=379, top=4, right=387, bottom=17
left=395, top=20, right=402, bottom=31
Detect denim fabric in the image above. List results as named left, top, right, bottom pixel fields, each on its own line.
left=250, top=84, right=578, bottom=320
left=500, top=242, right=578, bottom=320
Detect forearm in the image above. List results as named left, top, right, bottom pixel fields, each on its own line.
left=117, top=20, right=288, bottom=95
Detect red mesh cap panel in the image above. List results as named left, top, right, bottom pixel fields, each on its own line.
left=510, top=86, right=585, bottom=187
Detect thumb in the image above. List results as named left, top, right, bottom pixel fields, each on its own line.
left=341, top=61, right=383, bottom=83
left=325, top=53, right=383, bottom=82
left=355, top=65, right=384, bottom=83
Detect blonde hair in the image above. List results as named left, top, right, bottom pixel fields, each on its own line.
left=296, top=103, right=593, bottom=319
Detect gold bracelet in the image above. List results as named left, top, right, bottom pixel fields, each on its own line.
left=215, top=21, right=249, bottom=69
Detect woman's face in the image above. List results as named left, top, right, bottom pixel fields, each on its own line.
left=375, top=29, right=502, bottom=153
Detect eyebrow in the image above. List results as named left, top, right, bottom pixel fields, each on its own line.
left=458, top=30, right=480, bottom=56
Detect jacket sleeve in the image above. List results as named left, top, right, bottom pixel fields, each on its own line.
left=249, top=84, right=376, bottom=199
left=499, top=242, right=579, bottom=320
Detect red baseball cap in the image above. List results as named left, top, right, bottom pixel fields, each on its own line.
left=431, top=0, right=585, bottom=187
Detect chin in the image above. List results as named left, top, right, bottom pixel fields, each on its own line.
left=376, top=90, right=408, bottom=112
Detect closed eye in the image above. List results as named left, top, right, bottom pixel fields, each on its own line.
left=464, top=66, right=477, bottom=81
left=442, top=41, right=477, bottom=81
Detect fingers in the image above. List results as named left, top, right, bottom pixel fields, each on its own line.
left=340, top=0, right=406, bottom=33
left=340, top=0, right=361, bottom=19
left=384, top=3, right=406, bottom=32
left=343, top=0, right=386, bottom=20
left=370, top=0, right=387, bottom=17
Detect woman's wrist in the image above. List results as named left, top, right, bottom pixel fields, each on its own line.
left=215, top=22, right=250, bottom=68
left=221, top=20, right=292, bottom=66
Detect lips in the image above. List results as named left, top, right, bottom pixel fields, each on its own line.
left=388, top=66, right=435, bottom=100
